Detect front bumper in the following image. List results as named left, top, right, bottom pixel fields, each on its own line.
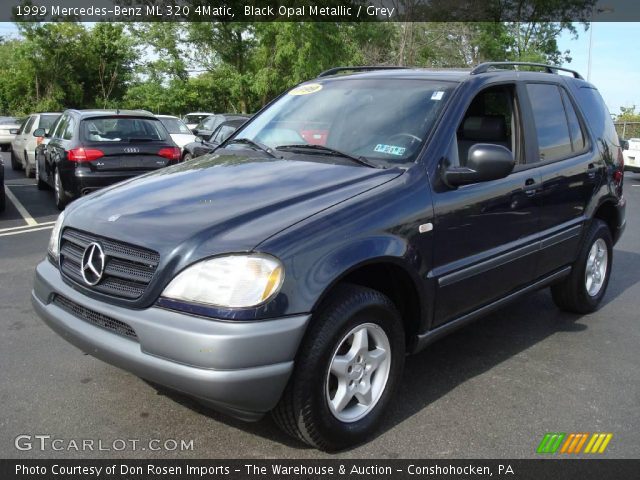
left=32, top=260, right=310, bottom=420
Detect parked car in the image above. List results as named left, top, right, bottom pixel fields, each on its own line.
left=0, top=117, right=24, bottom=151
left=34, top=109, right=181, bottom=209
left=623, top=137, right=640, bottom=173
left=182, top=117, right=249, bottom=161
left=11, top=112, right=61, bottom=177
left=156, top=115, right=196, bottom=150
left=32, top=63, right=625, bottom=450
left=0, top=154, right=5, bottom=212
left=183, top=112, right=214, bottom=130
left=191, top=113, right=250, bottom=140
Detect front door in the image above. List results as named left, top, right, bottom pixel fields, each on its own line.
left=431, top=83, right=541, bottom=325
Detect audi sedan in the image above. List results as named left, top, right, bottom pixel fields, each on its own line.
left=35, top=110, right=181, bottom=209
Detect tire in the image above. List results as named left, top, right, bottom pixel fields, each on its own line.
left=0, top=187, right=5, bottom=212
left=54, top=169, right=69, bottom=210
left=0, top=144, right=8, bottom=152
left=272, top=284, right=405, bottom=451
left=551, top=219, right=613, bottom=314
left=11, top=150, right=22, bottom=170
left=182, top=153, right=192, bottom=162
left=35, top=155, right=48, bottom=190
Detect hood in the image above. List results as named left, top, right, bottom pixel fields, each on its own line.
left=65, top=153, right=403, bottom=264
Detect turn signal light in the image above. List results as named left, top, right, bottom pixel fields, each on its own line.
left=158, top=147, right=181, bottom=161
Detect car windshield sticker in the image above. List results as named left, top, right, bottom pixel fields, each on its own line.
left=289, top=83, right=323, bottom=95
left=431, top=91, right=445, bottom=101
left=374, top=144, right=406, bottom=156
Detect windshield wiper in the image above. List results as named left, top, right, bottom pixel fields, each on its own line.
left=275, top=144, right=379, bottom=168
left=224, top=138, right=276, bottom=158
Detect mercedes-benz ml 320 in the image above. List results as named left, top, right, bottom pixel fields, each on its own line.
left=32, top=63, right=626, bottom=450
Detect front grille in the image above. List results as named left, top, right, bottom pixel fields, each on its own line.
left=53, top=294, right=138, bottom=340
left=59, top=228, right=159, bottom=300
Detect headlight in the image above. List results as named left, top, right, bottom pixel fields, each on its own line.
left=48, top=211, right=65, bottom=261
left=162, top=254, right=284, bottom=308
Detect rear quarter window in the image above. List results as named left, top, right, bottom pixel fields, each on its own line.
left=574, top=86, right=618, bottom=146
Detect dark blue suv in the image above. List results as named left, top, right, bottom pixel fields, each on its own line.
left=32, top=63, right=625, bottom=450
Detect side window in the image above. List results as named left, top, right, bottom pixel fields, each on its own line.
left=51, top=115, right=68, bottom=139
left=213, top=125, right=235, bottom=143
left=22, top=116, right=36, bottom=134
left=560, top=89, right=586, bottom=153
left=62, top=117, right=75, bottom=140
left=526, top=84, right=572, bottom=162
left=456, top=84, right=521, bottom=166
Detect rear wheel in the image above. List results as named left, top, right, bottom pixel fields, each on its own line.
left=24, top=152, right=34, bottom=178
left=182, top=153, right=192, bottom=162
left=0, top=144, right=9, bottom=152
left=551, top=219, right=612, bottom=313
left=272, top=284, right=405, bottom=451
left=54, top=169, right=69, bottom=210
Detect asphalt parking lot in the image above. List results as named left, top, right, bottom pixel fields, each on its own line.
left=1, top=151, right=639, bottom=459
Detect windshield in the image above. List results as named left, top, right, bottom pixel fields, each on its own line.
left=81, top=117, right=169, bottom=142
left=39, top=114, right=60, bottom=130
left=234, top=78, right=455, bottom=166
left=159, top=117, right=192, bottom=134
left=184, top=114, right=210, bottom=124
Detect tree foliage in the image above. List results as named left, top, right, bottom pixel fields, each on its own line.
left=0, top=19, right=588, bottom=116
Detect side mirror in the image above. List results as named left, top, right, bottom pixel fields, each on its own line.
left=443, top=144, right=515, bottom=187
left=33, top=128, right=46, bottom=137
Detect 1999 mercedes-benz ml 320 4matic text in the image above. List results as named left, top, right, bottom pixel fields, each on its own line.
left=32, top=63, right=626, bottom=450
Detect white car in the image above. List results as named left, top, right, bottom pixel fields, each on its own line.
left=182, top=112, right=214, bottom=130
left=623, top=138, right=640, bottom=173
left=11, top=112, right=61, bottom=177
left=157, top=115, right=196, bottom=149
left=0, top=117, right=23, bottom=152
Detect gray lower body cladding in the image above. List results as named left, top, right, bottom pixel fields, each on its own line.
left=31, top=260, right=310, bottom=420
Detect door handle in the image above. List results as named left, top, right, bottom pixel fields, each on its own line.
left=524, top=177, right=538, bottom=196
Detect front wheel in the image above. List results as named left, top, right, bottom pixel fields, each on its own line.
left=35, top=156, right=48, bottom=190
left=551, top=219, right=613, bottom=313
left=272, top=284, right=405, bottom=451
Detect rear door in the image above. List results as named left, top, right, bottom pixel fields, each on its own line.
left=523, top=82, right=597, bottom=278
left=79, top=116, right=176, bottom=172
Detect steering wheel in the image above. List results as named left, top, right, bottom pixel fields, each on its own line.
left=387, top=133, right=423, bottom=143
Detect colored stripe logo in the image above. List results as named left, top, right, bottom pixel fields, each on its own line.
left=537, top=433, right=613, bottom=454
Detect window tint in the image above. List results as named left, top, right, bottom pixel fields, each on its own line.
left=23, top=116, right=36, bottom=134
left=575, top=86, right=619, bottom=147
left=80, top=117, right=169, bottom=142
left=527, top=84, right=572, bottom=162
left=212, top=125, right=237, bottom=144
left=38, top=114, right=60, bottom=131
left=51, top=115, right=69, bottom=139
left=560, top=89, right=585, bottom=152
left=63, top=117, right=75, bottom=140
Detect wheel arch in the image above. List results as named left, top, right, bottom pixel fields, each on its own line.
left=311, top=256, right=426, bottom=350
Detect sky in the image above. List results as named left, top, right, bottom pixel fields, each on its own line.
left=1, top=20, right=638, bottom=115
left=557, top=22, right=640, bottom=114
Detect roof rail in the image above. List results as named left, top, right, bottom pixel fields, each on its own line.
left=317, top=66, right=407, bottom=78
left=471, top=62, right=584, bottom=80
